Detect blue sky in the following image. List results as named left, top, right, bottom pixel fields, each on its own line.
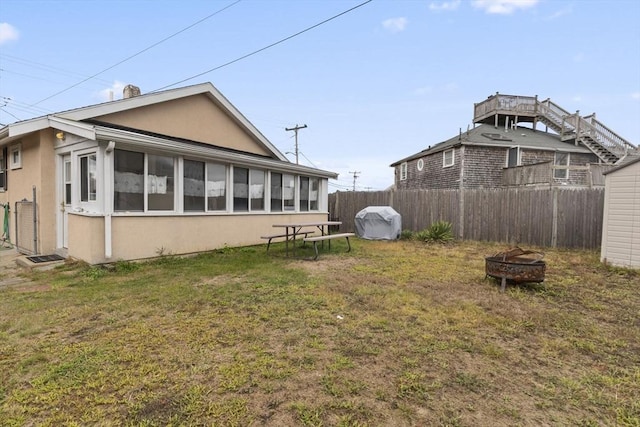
left=1, top=0, right=639, bottom=191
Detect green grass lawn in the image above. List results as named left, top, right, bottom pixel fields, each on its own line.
left=0, top=239, right=638, bottom=426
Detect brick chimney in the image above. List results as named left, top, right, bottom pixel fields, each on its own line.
left=123, top=84, right=141, bottom=99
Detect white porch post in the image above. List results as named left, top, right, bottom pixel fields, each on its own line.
left=104, top=141, right=115, bottom=258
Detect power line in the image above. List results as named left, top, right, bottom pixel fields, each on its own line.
left=0, top=107, right=21, bottom=122
left=298, top=151, right=318, bottom=168
left=329, top=181, right=352, bottom=191
left=0, top=54, right=113, bottom=85
left=152, top=0, right=373, bottom=92
left=31, top=0, right=242, bottom=107
left=1, top=97, right=52, bottom=116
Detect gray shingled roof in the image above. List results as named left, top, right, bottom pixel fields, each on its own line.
left=391, top=124, right=592, bottom=166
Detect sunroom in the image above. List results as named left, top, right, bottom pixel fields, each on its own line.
left=57, top=124, right=335, bottom=264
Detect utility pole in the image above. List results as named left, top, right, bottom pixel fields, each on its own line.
left=349, top=171, right=360, bottom=191
left=285, top=124, right=307, bottom=164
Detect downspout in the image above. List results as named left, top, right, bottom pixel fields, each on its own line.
left=104, top=141, right=115, bottom=259
left=33, top=186, right=38, bottom=254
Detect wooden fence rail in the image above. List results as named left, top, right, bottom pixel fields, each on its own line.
left=329, top=188, right=605, bottom=250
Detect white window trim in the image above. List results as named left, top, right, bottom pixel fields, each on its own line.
left=416, top=158, right=424, bottom=171
left=297, top=176, right=320, bottom=212
left=506, top=146, right=521, bottom=167
left=443, top=149, right=455, bottom=168
left=400, top=162, right=408, bottom=181
left=9, top=144, right=21, bottom=170
left=79, top=153, right=98, bottom=203
left=75, top=147, right=101, bottom=213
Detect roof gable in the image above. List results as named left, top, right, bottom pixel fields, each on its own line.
left=1, top=83, right=288, bottom=161
left=87, top=93, right=272, bottom=157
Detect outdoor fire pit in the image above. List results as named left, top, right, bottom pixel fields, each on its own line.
left=485, top=247, right=546, bottom=291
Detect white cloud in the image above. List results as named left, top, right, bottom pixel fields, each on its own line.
left=0, top=23, right=19, bottom=45
left=631, top=92, right=640, bottom=100
left=97, top=81, right=126, bottom=102
left=471, top=0, right=539, bottom=15
left=382, top=17, right=408, bottom=33
left=572, top=95, right=582, bottom=102
left=429, top=0, right=461, bottom=11
left=572, top=52, right=585, bottom=62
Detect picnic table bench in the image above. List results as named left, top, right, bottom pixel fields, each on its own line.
left=271, top=221, right=342, bottom=257
left=303, top=232, right=355, bottom=260
left=261, top=231, right=315, bottom=252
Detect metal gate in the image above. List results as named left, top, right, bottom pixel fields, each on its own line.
left=14, top=186, right=38, bottom=255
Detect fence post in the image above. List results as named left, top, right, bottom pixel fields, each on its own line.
left=551, top=188, right=558, bottom=248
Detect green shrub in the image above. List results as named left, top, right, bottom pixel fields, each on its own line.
left=419, top=220, right=453, bottom=243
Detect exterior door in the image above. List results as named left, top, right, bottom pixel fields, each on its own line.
left=62, top=155, right=71, bottom=248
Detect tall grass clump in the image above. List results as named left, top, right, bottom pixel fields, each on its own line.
left=417, top=220, right=453, bottom=243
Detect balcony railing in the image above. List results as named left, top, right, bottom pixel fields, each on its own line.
left=474, top=93, right=538, bottom=120
left=474, top=93, right=636, bottom=163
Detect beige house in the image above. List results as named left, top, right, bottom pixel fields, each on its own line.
left=0, top=83, right=337, bottom=264
left=600, top=156, right=640, bottom=269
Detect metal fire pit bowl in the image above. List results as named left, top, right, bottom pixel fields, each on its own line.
left=485, top=247, right=546, bottom=292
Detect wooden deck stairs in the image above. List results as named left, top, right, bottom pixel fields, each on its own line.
left=473, top=93, right=637, bottom=165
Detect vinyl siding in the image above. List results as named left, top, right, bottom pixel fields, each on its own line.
left=601, top=161, right=640, bottom=268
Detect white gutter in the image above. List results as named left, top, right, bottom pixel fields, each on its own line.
left=48, top=116, right=96, bottom=140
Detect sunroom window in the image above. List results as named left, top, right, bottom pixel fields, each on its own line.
left=250, top=169, right=265, bottom=211
left=184, top=159, right=205, bottom=211
left=299, top=177, right=310, bottom=212
left=114, top=150, right=144, bottom=211
left=147, top=154, right=175, bottom=211
left=183, top=160, right=227, bottom=212
left=80, top=154, right=97, bottom=202
left=309, top=178, right=319, bottom=211
left=113, top=148, right=324, bottom=215
left=271, top=172, right=283, bottom=212
left=114, top=149, right=175, bottom=212
left=233, top=167, right=249, bottom=212
left=297, top=177, right=320, bottom=211
left=207, top=163, right=226, bottom=211
left=283, top=174, right=295, bottom=211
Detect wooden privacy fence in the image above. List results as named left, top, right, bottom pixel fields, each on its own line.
left=329, top=188, right=605, bottom=250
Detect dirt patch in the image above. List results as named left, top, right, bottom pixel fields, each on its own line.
left=11, top=283, right=52, bottom=292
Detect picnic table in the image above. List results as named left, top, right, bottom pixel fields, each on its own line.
left=270, top=221, right=353, bottom=259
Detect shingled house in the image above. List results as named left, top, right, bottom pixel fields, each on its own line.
left=391, top=93, right=637, bottom=190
